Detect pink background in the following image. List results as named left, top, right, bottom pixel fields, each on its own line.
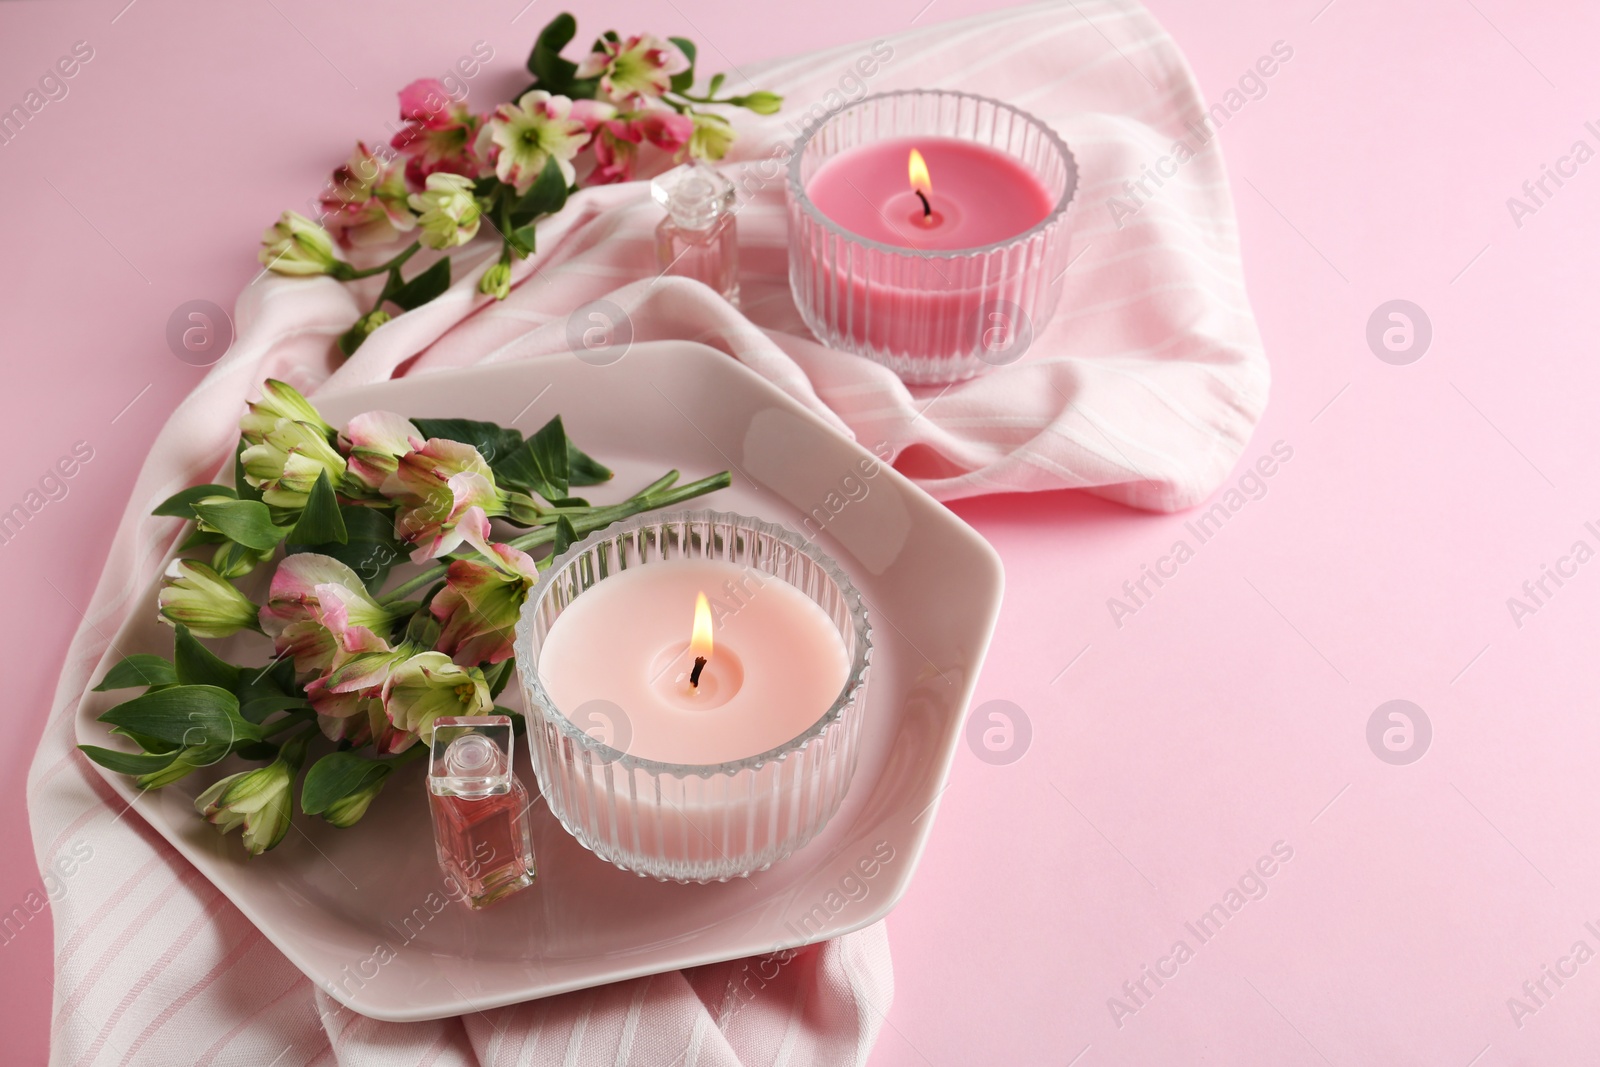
left=3, top=0, right=1597, bottom=1064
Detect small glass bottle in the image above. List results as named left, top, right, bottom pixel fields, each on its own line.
left=650, top=162, right=740, bottom=306
left=427, top=716, right=537, bottom=909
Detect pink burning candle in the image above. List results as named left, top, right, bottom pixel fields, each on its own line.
left=518, top=512, right=872, bottom=882
left=537, top=559, right=849, bottom=765
left=786, top=89, right=1076, bottom=384
left=804, top=136, right=1055, bottom=252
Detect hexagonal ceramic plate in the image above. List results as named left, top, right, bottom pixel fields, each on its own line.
left=74, top=342, right=1004, bottom=1021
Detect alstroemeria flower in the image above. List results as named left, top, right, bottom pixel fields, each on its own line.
left=318, top=142, right=418, bottom=249
left=157, top=559, right=261, bottom=639
left=340, top=410, right=422, bottom=493
left=241, top=379, right=332, bottom=445
left=481, top=90, right=591, bottom=193
left=432, top=537, right=540, bottom=665
left=407, top=173, right=482, bottom=250
left=381, top=651, right=492, bottom=750
left=260, top=211, right=341, bottom=276
left=688, top=112, right=736, bottom=161
left=575, top=34, right=690, bottom=104
left=589, top=107, right=695, bottom=184
left=390, top=78, right=487, bottom=186
left=239, top=418, right=348, bottom=509
left=381, top=438, right=509, bottom=560
left=307, top=646, right=416, bottom=752
left=194, top=733, right=309, bottom=855
left=259, top=554, right=400, bottom=673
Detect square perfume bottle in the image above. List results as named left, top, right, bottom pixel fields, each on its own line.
left=651, top=162, right=740, bottom=306
left=427, top=716, right=538, bottom=909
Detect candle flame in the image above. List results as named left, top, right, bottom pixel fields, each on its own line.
left=690, top=592, right=713, bottom=661
left=908, top=148, right=932, bottom=196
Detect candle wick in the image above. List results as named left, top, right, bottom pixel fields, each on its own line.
left=915, top=190, right=932, bottom=218
left=690, top=656, right=707, bottom=688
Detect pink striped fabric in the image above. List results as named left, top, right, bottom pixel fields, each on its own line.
left=29, top=2, right=1264, bottom=1062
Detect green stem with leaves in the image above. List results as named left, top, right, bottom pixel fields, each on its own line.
left=379, top=469, right=731, bottom=604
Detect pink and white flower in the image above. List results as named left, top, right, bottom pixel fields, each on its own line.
left=390, top=78, right=487, bottom=187
left=258, top=554, right=400, bottom=673
left=339, top=410, right=422, bottom=493
left=479, top=90, right=591, bottom=193
left=407, top=172, right=482, bottom=249
left=431, top=539, right=540, bottom=665
left=381, top=438, right=509, bottom=560
left=318, top=142, right=418, bottom=249
left=587, top=106, right=694, bottom=184
left=575, top=34, right=690, bottom=104
left=239, top=418, right=348, bottom=509
left=306, top=646, right=415, bottom=751
left=380, top=651, right=492, bottom=750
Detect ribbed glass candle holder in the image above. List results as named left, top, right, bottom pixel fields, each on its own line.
left=514, top=511, right=872, bottom=883
left=787, top=89, right=1077, bottom=385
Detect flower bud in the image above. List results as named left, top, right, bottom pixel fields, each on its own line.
left=736, top=91, right=783, bottom=115
left=260, top=211, right=343, bottom=276
left=479, top=261, right=512, bottom=301
left=241, top=379, right=333, bottom=444
left=322, top=777, right=387, bottom=828
left=194, top=737, right=307, bottom=855
left=157, top=559, right=261, bottom=639
left=688, top=113, right=736, bottom=161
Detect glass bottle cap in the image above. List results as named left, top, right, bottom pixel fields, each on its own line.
left=651, top=162, right=736, bottom=231
left=428, top=715, right=515, bottom=799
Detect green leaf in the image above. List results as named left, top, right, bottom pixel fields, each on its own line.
left=567, top=437, right=613, bottom=486
left=287, top=471, right=348, bottom=546
left=527, top=12, right=579, bottom=85
left=192, top=498, right=288, bottom=552
left=110, top=727, right=180, bottom=754
left=93, top=654, right=178, bottom=692
left=174, top=624, right=241, bottom=691
left=508, top=225, right=539, bottom=258
left=177, top=526, right=226, bottom=551
left=553, top=515, right=579, bottom=557
left=411, top=418, right=525, bottom=467
left=497, top=414, right=569, bottom=500
left=301, top=751, right=394, bottom=816
left=510, top=158, right=569, bottom=224
left=669, top=37, right=697, bottom=93
left=391, top=257, right=452, bottom=312
left=239, top=694, right=311, bottom=723
left=98, top=685, right=262, bottom=747
left=234, top=438, right=264, bottom=502
left=483, top=657, right=517, bottom=700
left=153, top=484, right=236, bottom=519
left=286, top=504, right=405, bottom=593
left=234, top=741, right=281, bottom=761
left=79, top=745, right=180, bottom=776
left=136, top=746, right=232, bottom=790
left=708, top=72, right=725, bottom=96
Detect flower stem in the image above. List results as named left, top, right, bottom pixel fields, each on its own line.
left=340, top=242, right=422, bottom=280
left=377, top=470, right=731, bottom=604
left=260, top=709, right=315, bottom=738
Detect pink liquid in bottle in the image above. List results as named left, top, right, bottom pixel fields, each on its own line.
left=427, top=716, right=537, bottom=909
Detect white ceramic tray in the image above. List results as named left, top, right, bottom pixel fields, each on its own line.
left=73, top=341, right=1003, bottom=1021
